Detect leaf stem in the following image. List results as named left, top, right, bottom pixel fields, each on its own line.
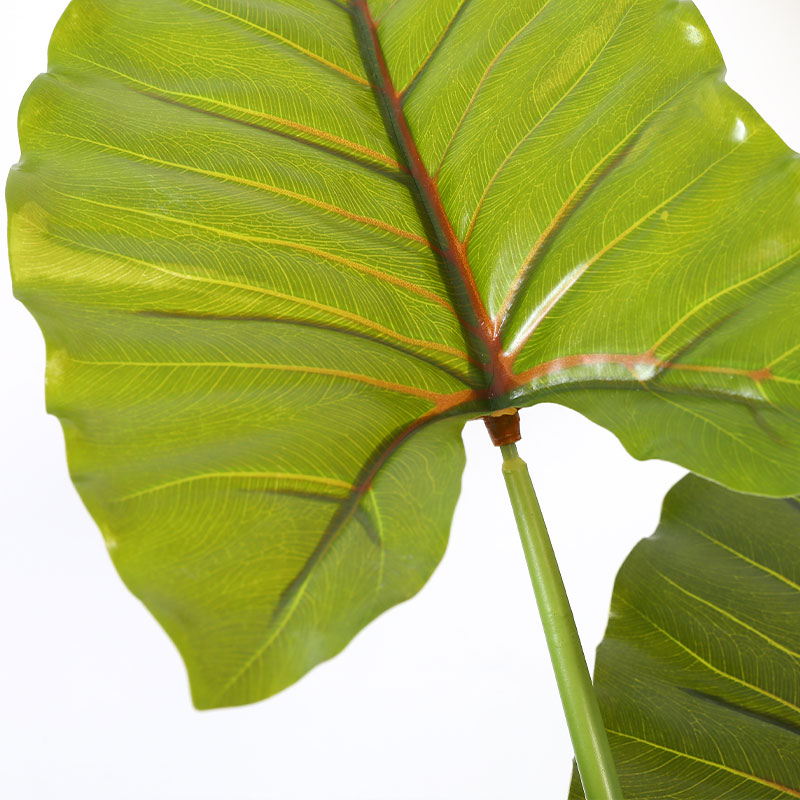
left=500, top=443, right=623, bottom=800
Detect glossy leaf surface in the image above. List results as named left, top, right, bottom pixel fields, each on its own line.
left=570, top=476, right=800, bottom=799
left=8, top=0, right=800, bottom=706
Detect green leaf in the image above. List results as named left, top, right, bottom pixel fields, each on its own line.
left=8, top=0, right=799, bottom=706
left=570, top=475, right=800, bottom=799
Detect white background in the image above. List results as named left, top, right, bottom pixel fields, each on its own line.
left=1, top=1, right=798, bottom=798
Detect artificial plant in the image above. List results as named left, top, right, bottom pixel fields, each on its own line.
left=8, top=0, right=799, bottom=797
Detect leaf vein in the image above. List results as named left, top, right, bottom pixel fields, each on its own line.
left=607, top=729, right=800, bottom=797
left=684, top=523, right=800, bottom=594
left=655, top=571, right=800, bottom=661
left=42, top=229, right=473, bottom=370
left=398, top=0, right=471, bottom=98
left=54, top=191, right=457, bottom=315
left=434, top=0, right=557, bottom=178
left=184, top=0, right=370, bottom=86
left=72, top=357, right=455, bottom=403
left=619, top=597, right=800, bottom=717
left=118, top=471, right=355, bottom=501
left=464, top=0, right=641, bottom=244
left=49, top=131, right=431, bottom=250
left=507, top=139, right=752, bottom=359
left=69, top=54, right=402, bottom=170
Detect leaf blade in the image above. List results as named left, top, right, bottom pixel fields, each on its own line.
left=8, top=0, right=800, bottom=707
left=570, top=476, right=800, bottom=799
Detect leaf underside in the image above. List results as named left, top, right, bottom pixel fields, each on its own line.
left=570, top=475, right=800, bottom=799
left=8, top=0, right=800, bottom=707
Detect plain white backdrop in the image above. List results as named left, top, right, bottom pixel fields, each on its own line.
left=1, top=1, right=798, bottom=798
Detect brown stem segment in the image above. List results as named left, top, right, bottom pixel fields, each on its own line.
left=483, top=410, right=522, bottom=446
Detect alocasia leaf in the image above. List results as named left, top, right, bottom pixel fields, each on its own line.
left=570, top=475, right=800, bottom=799
left=8, top=0, right=799, bottom=707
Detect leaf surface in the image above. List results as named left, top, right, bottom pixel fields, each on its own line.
left=570, top=476, right=800, bottom=799
left=8, top=0, right=800, bottom=706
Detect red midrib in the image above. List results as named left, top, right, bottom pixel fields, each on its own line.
left=352, top=0, right=513, bottom=399
left=350, top=5, right=783, bottom=411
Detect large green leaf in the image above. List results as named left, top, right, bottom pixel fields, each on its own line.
left=8, top=0, right=799, bottom=707
left=570, top=475, right=800, bottom=799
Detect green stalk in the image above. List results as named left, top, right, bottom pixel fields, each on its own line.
left=500, top=443, right=623, bottom=800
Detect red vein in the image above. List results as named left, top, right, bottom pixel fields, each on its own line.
left=512, top=352, right=777, bottom=387
left=51, top=132, right=432, bottom=250
left=144, top=91, right=405, bottom=178
left=45, top=228, right=473, bottom=366
left=55, top=191, right=454, bottom=313
left=211, top=385, right=481, bottom=704
left=185, top=0, right=371, bottom=86
left=71, top=55, right=403, bottom=171
left=72, top=357, right=463, bottom=403
left=353, top=0, right=511, bottom=395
